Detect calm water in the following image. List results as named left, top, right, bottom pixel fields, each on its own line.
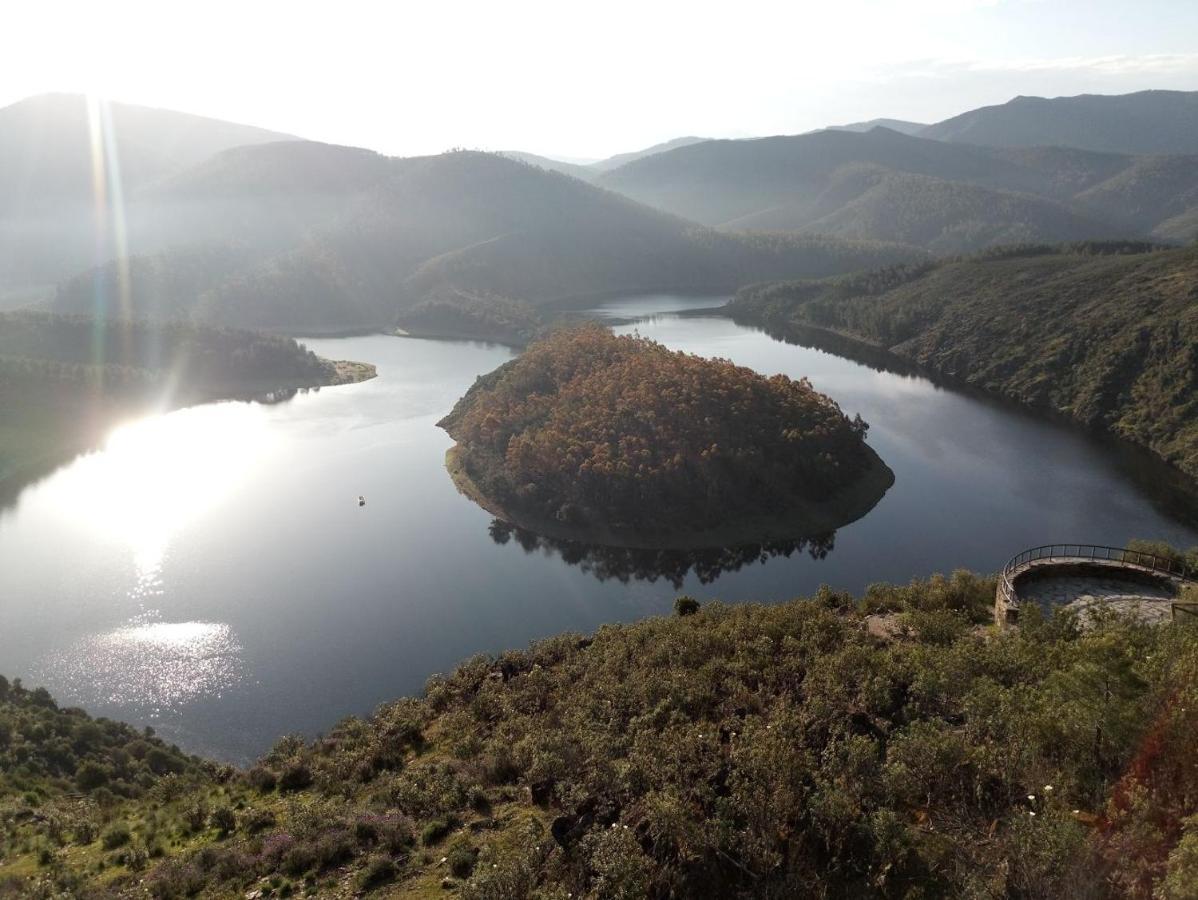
left=2, top=295, right=1195, bottom=762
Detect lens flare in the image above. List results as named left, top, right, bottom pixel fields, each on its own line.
left=84, top=94, right=137, bottom=379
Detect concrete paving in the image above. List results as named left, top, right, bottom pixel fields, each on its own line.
left=1016, top=572, right=1177, bottom=626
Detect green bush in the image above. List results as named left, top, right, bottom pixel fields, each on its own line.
left=101, top=823, right=131, bottom=850
left=357, top=854, right=398, bottom=891
left=673, top=596, right=700, bottom=616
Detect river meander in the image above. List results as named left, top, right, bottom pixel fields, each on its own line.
left=2, top=294, right=1194, bottom=761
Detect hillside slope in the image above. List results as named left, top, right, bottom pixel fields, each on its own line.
left=921, top=89, right=1198, bottom=155
left=732, top=168, right=1121, bottom=253
left=598, top=126, right=1198, bottom=248
left=0, top=93, right=295, bottom=214
left=731, top=244, right=1198, bottom=480
left=0, top=94, right=298, bottom=288
left=4, top=573, right=1198, bottom=897
left=52, top=150, right=923, bottom=333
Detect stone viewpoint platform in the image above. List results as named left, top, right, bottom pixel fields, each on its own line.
left=995, top=544, right=1195, bottom=628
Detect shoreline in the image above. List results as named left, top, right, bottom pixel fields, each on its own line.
left=0, top=355, right=376, bottom=504
left=732, top=310, right=1198, bottom=496
left=444, top=443, right=895, bottom=551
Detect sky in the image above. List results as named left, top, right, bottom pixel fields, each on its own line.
left=3, top=0, right=1197, bottom=160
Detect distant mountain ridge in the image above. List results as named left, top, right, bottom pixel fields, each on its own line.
left=597, top=125, right=1198, bottom=250
left=51, top=147, right=922, bottom=333
left=822, top=118, right=927, bottom=136
left=6, top=88, right=1198, bottom=336
left=920, top=89, right=1198, bottom=155
left=0, top=93, right=299, bottom=288
left=0, top=93, right=296, bottom=212
left=501, top=137, right=711, bottom=181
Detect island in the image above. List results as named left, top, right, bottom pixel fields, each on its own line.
left=438, top=325, right=894, bottom=548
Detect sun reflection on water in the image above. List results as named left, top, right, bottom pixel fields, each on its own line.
left=31, top=403, right=269, bottom=714
left=39, top=402, right=274, bottom=581
left=47, top=619, right=245, bottom=713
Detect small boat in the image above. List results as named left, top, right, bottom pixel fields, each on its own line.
left=358, top=495, right=366, bottom=507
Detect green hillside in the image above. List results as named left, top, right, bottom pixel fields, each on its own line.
left=5, top=573, right=1198, bottom=897
left=731, top=243, right=1198, bottom=480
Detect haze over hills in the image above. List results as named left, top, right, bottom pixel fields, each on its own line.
left=6, top=87, right=1198, bottom=333
left=921, top=89, right=1198, bottom=155
left=51, top=147, right=921, bottom=333
left=0, top=94, right=299, bottom=290
left=597, top=125, right=1198, bottom=249
left=497, top=150, right=595, bottom=180
left=822, top=118, right=927, bottom=135
left=0, top=93, right=296, bottom=213
left=501, top=136, right=710, bottom=181
left=587, top=135, right=710, bottom=172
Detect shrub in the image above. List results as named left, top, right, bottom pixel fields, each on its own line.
left=674, top=596, right=700, bottom=616
left=144, top=746, right=185, bottom=776
left=101, top=822, right=131, bottom=850
left=211, top=805, right=237, bottom=836
left=183, top=801, right=208, bottom=833
left=278, top=761, right=313, bottom=792
left=75, top=761, right=110, bottom=791
left=247, top=765, right=278, bottom=793
left=358, top=854, right=398, bottom=891
left=421, top=817, right=455, bottom=846
left=447, top=840, right=478, bottom=878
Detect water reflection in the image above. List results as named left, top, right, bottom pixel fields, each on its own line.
left=44, top=618, right=244, bottom=713
left=738, top=314, right=1198, bottom=530
left=36, top=403, right=274, bottom=580
left=488, top=518, right=836, bottom=587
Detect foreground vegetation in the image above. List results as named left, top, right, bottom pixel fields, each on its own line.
left=4, top=570, right=1198, bottom=898
left=731, top=242, right=1198, bottom=481
left=439, top=326, right=892, bottom=546
left=0, top=311, right=373, bottom=499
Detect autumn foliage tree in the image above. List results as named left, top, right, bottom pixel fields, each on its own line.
left=440, top=326, right=878, bottom=537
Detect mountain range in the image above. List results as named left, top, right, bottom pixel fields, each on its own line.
left=3, top=88, right=1197, bottom=333
left=597, top=125, right=1198, bottom=250
left=48, top=145, right=918, bottom=332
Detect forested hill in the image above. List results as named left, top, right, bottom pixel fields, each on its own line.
left=0, top=311, right=337, bottom=393
left=51, top=149, right=922, bottom=334
left=5, top=572, right=1198, bottom=897
left=596, top=127, right=1198, bottom=249
left=730, top=242, right=1198, bottom=481
left=439, top=326, right=892, bottom=545
left=920, top=89, right=1198, bottom=155
left=0, top=311, right=366, bottom=496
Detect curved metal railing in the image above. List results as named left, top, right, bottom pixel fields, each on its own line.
left=998, top=544, right=1193, bottom=609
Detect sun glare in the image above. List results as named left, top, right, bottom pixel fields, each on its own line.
left=40, top=403, right=276, bottom=581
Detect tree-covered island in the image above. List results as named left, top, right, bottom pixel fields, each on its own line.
left=439, top=326, right=894, bottom=547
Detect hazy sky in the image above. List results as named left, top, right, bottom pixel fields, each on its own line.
left=4, top=0, right=1197, bottom=159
